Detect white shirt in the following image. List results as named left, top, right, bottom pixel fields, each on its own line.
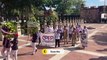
left=77, top=27, right=83, bottom=32
left=55, top=33, right=60, bottom=39
left=69, top=28, right=73, bottom=34
left=44, top=26, right=49, bottom=33
left=54, top=27, right=58, bottom=32
left=83, top=28, right=88, bottom=34
left=48, top=27, right=54, bottom=33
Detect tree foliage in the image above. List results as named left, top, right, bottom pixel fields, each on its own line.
left=0, top=0, right=85, bottom=20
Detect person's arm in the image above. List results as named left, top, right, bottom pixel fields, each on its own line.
left=1, top=29, right=15, bottom=35
left=1, top=29, right=9, bottom=34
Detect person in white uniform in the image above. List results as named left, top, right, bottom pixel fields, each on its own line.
left=80, top=30, right=88, bottom=49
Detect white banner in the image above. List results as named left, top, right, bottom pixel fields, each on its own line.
left=101, top=13, right=107, bottom=19
left=40, top=33, right=55, bottom=47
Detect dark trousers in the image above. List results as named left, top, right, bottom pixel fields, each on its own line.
left=60, top=33, right=63, bottom=40
left=55, top=39, right=60, bottom=47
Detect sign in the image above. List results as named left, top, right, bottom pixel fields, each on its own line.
left=101, top=13, right=107, bottom=19
left=27, top=21, right=36, bottom=27
left=40, top=33, right=55, bottom=47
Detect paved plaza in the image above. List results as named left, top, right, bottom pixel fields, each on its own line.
left=0, top=24, right=107, bottom=60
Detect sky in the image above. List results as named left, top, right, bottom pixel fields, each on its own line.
left=85, top=0, right=107, bottom=7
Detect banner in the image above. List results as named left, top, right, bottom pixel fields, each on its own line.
left=101, top=13, right=107, bottom=19
left=40, top=33, right=55, bottom=47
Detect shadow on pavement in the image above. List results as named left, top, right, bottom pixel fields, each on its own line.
left=87, top=26, right=96, bottom=30
left=91, top=32, right=107, bottom=46
left=18, top=52, right=33, bottom=56
left=26, top=45, right=54, bottom=49
left=96, top=48, right=107, bottom=52
left=64, top=46, right=84, bottom=51
left=89, top=56, right=107, bottom=60
left=0, top=56, right=3, bottom=59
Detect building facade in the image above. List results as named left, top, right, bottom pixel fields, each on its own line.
left=80, top=6, right=107, bottom=23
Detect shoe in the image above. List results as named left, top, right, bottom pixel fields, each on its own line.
left=3, top=58, right=6, bottom=60
left=82, top=46, right=85, bottom=49
left=35, top=50, right=37, bottom=52
left=72, top=45, right=75, bottom=46
left=32, top=53, right=34, bottom=55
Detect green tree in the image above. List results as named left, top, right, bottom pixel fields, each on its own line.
left=56, top=0, right=85, bottom=15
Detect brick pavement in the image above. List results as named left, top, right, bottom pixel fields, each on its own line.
left=0, top=24, right=107, bottom=60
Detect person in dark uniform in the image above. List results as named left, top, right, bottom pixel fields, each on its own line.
left=31, top=32, right=38, bottom=55
left=1, top=25, right=13, bottom=60
left=10, top=33, right=18, bottom=60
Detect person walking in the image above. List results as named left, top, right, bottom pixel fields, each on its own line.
left=58, top=25, right=63, bottom=40
left=71, top=28, right=77, bottom=46
left=83, top=26, right=88, bottom=37
left=68, top=25, right=73, bottom=41
left=63, top=26, right=68, bottom=45
left=76, top=25, right=82, bottom=42
left=80, top=30, right=88, bottom=49
left=10, top=33, right=18, bottom=60
left=31, top=32, right=38, bottom=55
left=55, top=30, right=61, bottom=47
left=1, top=25, right=13, bottom=60
left=38, top=30, right=41, bottom=45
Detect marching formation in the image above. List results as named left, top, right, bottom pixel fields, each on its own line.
left=40, top=23, right=88, bottom=48
left=1, top=22, right=88, bottom=60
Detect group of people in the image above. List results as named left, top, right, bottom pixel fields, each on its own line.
left=1, top=25, right=18, bottom=60
left=40, top=23, right=88, bottom=49
left=54, top=24, right=88, bottom=48
left=1, top=23, right=88, bottom=60
left=1, top=25, right=39, bottom=60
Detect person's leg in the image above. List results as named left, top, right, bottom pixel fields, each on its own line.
left=72, top=39, right=74, bottom=46
left=56, top=40, right=58, bottom=47
left=55, top=40, right=57, bottom=47
left=32, top=42, right=37, bottom=55
left=76, top=35, right=79, bottom=41
left=6, top=48, right=11, bottom=60
left=14, top=50, right=18, bottom=60
left=71, top=38, right=73, bottom=46
left=74, top=38, right=76, bottom=46
left=69, top=34, right=71, bottom=41
left=10, top=50, right=14, bottom=60
left=58, top=40, right=60, bottom=47
left=64, top=39, right=66, bottom=45
left=60, top=33, right=62, bottom=40
left=1, top=47, right=6, bottom=60
left=70, top=34, right=72, bottom=43
left=72, top=38, right=75, bottom=46
left=66, top=37, right=68, bottom=44
left=32, top=43, right=34, bottom=55
left=38, top=37, right=41, bottom=45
